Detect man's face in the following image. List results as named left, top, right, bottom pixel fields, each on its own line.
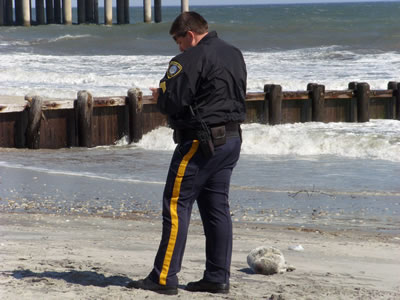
left=174, top=32, right=194, bottom=52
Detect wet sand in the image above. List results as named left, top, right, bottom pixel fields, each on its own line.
left=1, top=212, right=399, bottom=300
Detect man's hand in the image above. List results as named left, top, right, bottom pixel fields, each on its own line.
left=150, top=88, right=159, bottom=101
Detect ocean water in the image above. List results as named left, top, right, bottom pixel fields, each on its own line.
left=1, top=3, right=400, bottom=232
left=1, top=3, right=400, bottom=97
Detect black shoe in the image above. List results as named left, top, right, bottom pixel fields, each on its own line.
left=126, top=276, right=178, bottom=295
left=185, top=279, right=229, bottom=294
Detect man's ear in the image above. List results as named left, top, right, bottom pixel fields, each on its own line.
left=187, top=31, right=195, bottom=39
left=187, top=31, right=196, bottom=46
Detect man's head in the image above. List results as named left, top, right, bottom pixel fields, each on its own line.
left=170, top=12, right=209, bottom=52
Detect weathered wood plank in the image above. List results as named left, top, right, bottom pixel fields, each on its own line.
left=39, top=109, right=74, bottom=148
left=283, top=91, right=309, bottom=100
left=93, top=96, right=126, bottom=107
left=246, top=92, right=265, bottom=101
left=325, top=90, right=353, bottom=99
left=0, top=113, right=18, bottom=147
left=0, top=90, right=394, bottom=114
left=42, top=100, right=75, bottom=110
left=0, top=104, right=26, bottom=113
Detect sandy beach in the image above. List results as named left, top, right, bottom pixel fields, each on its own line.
left=0, top=212, right=399, bottom=300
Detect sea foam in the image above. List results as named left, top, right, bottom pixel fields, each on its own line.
left=1, top=46, right=400, bottom=99
left=135, top=120, right=400, bottom=162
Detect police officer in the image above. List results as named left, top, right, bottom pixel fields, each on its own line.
left=127, top=11, right=247, bottom=295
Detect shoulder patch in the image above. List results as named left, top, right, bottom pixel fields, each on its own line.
left=167, top=61, right=183, bottom=79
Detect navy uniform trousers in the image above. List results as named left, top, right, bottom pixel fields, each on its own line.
left=149, top=135, right=241, bottom=287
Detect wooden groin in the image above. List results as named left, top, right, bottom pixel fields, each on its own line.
left=0, top=0, right=190, bottom=26
left=1, top=81, right=399, bottom=149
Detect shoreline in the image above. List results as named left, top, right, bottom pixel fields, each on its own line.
left=1, top=212, right=399, bottom=299
left=1, top=160, right=400, bottom=237
left=2, top=204, right=400, bottom=236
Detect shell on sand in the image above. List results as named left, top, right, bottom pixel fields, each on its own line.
left=247, top=246, right=288, bottom=275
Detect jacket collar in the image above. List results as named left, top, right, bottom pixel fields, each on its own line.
left=198, top=31, right=217, bottom=45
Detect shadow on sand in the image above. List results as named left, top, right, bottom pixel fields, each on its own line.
left=10, top=269, right=131, bottom=287
left=238, top=267, right=255, bottom=274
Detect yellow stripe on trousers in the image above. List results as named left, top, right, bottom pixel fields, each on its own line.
left=159, top=140, right=199, bottom=285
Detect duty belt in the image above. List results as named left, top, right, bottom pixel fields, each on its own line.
left=173, top=123, right=241, bottom=145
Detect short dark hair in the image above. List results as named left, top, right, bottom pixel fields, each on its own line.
left=169, top=12, right=208, bottom=39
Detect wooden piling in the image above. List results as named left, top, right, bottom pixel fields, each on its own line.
left=54, top=0, right=61, bottom=23
left=5, top=0, right=13, bottom=25
left=46, top=0, right=54, bottom=24
left=300, top=87, right=312, bottom=123
left=26, top=96, right=43, bottom=149
left=348, top=82, right=358, bottom=122
left=387, top=81, right=397, bottom=119
left=124, top=0, right=130, bottom=24
left=0, top=0, right=4, bottom=26
left=104, top=0, right=112, bottom=25
left=63, top=0, right=72, bottom=25
left=22, top=0, right=31, bottom=26
left=117, top=0, right=124, bottom=24
left=127, top=88, right=143, bottom=143
left=388, top=81, right=397, bottom=92
left=306, top=82, right=316, bottom=120
left=16, top=0, right=22, bottom=25
left=29, top=0, right=32, bottom=24
left=265, top=84, right=282, bottom=125
left=181, top=0, right=189, bottom=12
left=36, top=0, right=45, bottom=25
left=85, top=0, right=94, bottom=23
left=77, top=91, right=93, bottom=147
left=87, top=0, right=93, bottom=23
left=396, top=83, right=400, bottom=121
left=143, top=0, right=151, bottom=23
left=94, top=0, right=99, bottom=24
left=354, top=82, right=370, bottom=122
left=155, top=0, right=161, bottom=23
left=262, top=84, right=272, bottom=124
left=308, top=83, right=325, bottom=122
left=78, top=0, right=85, bottom=24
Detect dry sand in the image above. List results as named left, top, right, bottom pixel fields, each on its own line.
left=1, top=212, right=399, bottom=300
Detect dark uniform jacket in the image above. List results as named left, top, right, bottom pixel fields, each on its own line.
left=157, top=31, right=247, bottom=130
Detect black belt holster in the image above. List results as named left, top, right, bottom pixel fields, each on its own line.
left=173, top=123, right=241, bottom=150
left=197, top=127, right=215, bottom=159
